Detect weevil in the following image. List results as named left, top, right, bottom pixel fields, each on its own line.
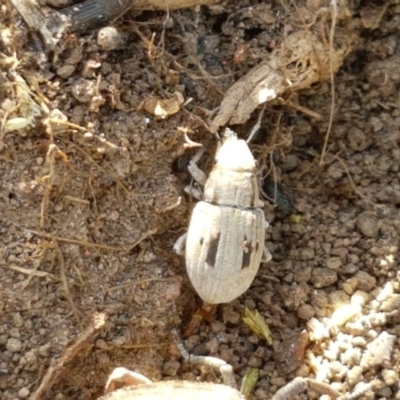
left=174, top=129, right=271, bottom=331
left=96, top=329, right=375, bottom=400
left=98, top=330, right=244, bottom=400
left=98, top=367, right=377, bottom=400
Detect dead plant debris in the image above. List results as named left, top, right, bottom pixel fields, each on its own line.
left=1, top=0, right=400, bottom=399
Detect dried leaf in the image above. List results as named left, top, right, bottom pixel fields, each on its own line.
left=240, top=368, right=259, bottom=399
left=242, top=307, right=272, bottom=344
left=4, top=117, right=33, bottom=132
left=143, top=91, right=184, bottom=119
left=290, top=215, right=302, bottom=224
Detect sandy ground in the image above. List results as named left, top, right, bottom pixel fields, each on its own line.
left=1, top=0, right=400, bottom=399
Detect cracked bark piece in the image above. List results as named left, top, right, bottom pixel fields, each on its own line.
left=59, top=0, right=133, bottom=32
left=210, top=29, right=355, bottom=133
left=9, top=0, right=68, bottom=50
left=58, top=0, right=219, bottom=32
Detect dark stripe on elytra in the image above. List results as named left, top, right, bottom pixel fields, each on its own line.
left=242, top=236, right=253, bottom=269
left=250, top=178, right=255, bottom=207
left=205, top=233, right=221, bottom=268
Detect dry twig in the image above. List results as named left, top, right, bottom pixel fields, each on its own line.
left=31, top=313, right=106, bottom=400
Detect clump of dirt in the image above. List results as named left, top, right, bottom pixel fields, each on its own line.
left=1, top=0, right=400, bottom=399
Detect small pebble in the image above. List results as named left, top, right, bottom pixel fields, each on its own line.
left=368, top=312, right=387, bottom=327
left=248, top=355, right=262, bottom=368
left=9, top=328, right=21, bottom=338
left=326, top=258, right=342, bottom=270
left=361, top=331, right=396, bottom=369
left=71, top=79, right=96, bottom=103
left=346, top=321, right=365, bottom=336
left=342, top=277, right=358, bottom=295
left=347, top=127, right=368, bottom=151
left=64, top=48, right=83, bottom=64
left=275, top=330, right=309, bottom=374
left=96, top=339, right=108, bottom=350
left=308, top=318, right=330, bottom=341
left=354, top=271, right=376, bottom=292
left=311, top=268, right=338, bottom=288
left=311, top=291, right=329, bottom=308
left=381, top=369, right=398, bottom=386
left=282, top=154, right=298, bottom=171
left=319, top=396, right=331, bottom=400
left=13, top=313, right=24, bottom=328
left=351, top=290, right=369, bottom=305
left=324, top=341, right=340, bottom=361
left=222, top=306, right=241, bottom=325
left=377, top=386, right=393, bottom=398
left=18, top=387, right=30, bottom=399
left=329, top=290, right=349, bottom=307
left=210, top=321, right=226, bottom=334
left=328, top=303, right=361, bottom=328
left=6, top=338, right=22, bottom=353
left=375, top=282, right=394, bottom=303
left=297, top=304, right=315, bottom=319
left=328, top=360, right=347, bottom=379
left=96, top=352, right=110, bottom=365
left=301, top=248, right=315, bottom=260
left=270, top=376, right=286, bottom=387
left=296, top=364, right=309, bottom=377
left=340, top=346, right=361, bottom=367
left=97, top=26, right=124, bottom=51
left=56, top=64, right=76, bottom=78
left=206, top=337, right=219, bottom=354
left=379, top=293, right=400, bottom=312
left=356, top=214, right=379, bottom=237
left=162, top=360, right=180, bottom=377
left=346, top=365, right=363, bottom=387
left=352, top=336, right=367, bottom=347
left=112, top=336, right=126, bottom=347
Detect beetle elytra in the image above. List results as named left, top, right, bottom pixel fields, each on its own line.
left=174, top=129, right=271, bottom=305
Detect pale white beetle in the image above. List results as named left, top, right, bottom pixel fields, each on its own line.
left=174, top=129, right=271, bottom=305
left=98, top=330, right=244, bottom=400
left=97, top=331, right=365, bottom=400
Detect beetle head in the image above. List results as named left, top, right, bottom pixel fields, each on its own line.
left=214, top=130, right=256, bottom=172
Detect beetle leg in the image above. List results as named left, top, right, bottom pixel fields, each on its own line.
left=338, top=380, right=381, bottom=400
left=104, top=367, right=152, bottom=393
left=187, top=147, right=207, bottom=186
left=184, top=185, right=203, bottom=200
left=183, top=311, right=203, bottom=337
left=271, top=377, right=342, bottom=400
left=183, top=147, right=206, bottom=200
left=262, top=246, right=272, bottom=262
left=183, top=301, right=216, bottom=337
left=171, top=329, right=236, bottom=389
left=173, top=233, right=187, bottom=255
left=262, top=219, right=272, bottom=262
left=188, top=161, right=207, bottom=186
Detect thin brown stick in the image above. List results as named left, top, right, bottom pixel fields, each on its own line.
left=284, top=100, right=323, bottom=120
left=98, top=343, right=167, bottom=350
left=19, top=228, right=125, bottom=251
left=124, top=228, right=158, bottom=252
left=68, top=142, right=132, bottom=198
left=53, top=241, right=81, bottom=323
left=0, top=263, right=54, bottom=279
left=319, top=1, right=338, bottom=166
left=331, top=154, right=367, bottom=200
left=31, top=313, right=106, bottom=400
left=107, top=277, right=174, bottom=293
